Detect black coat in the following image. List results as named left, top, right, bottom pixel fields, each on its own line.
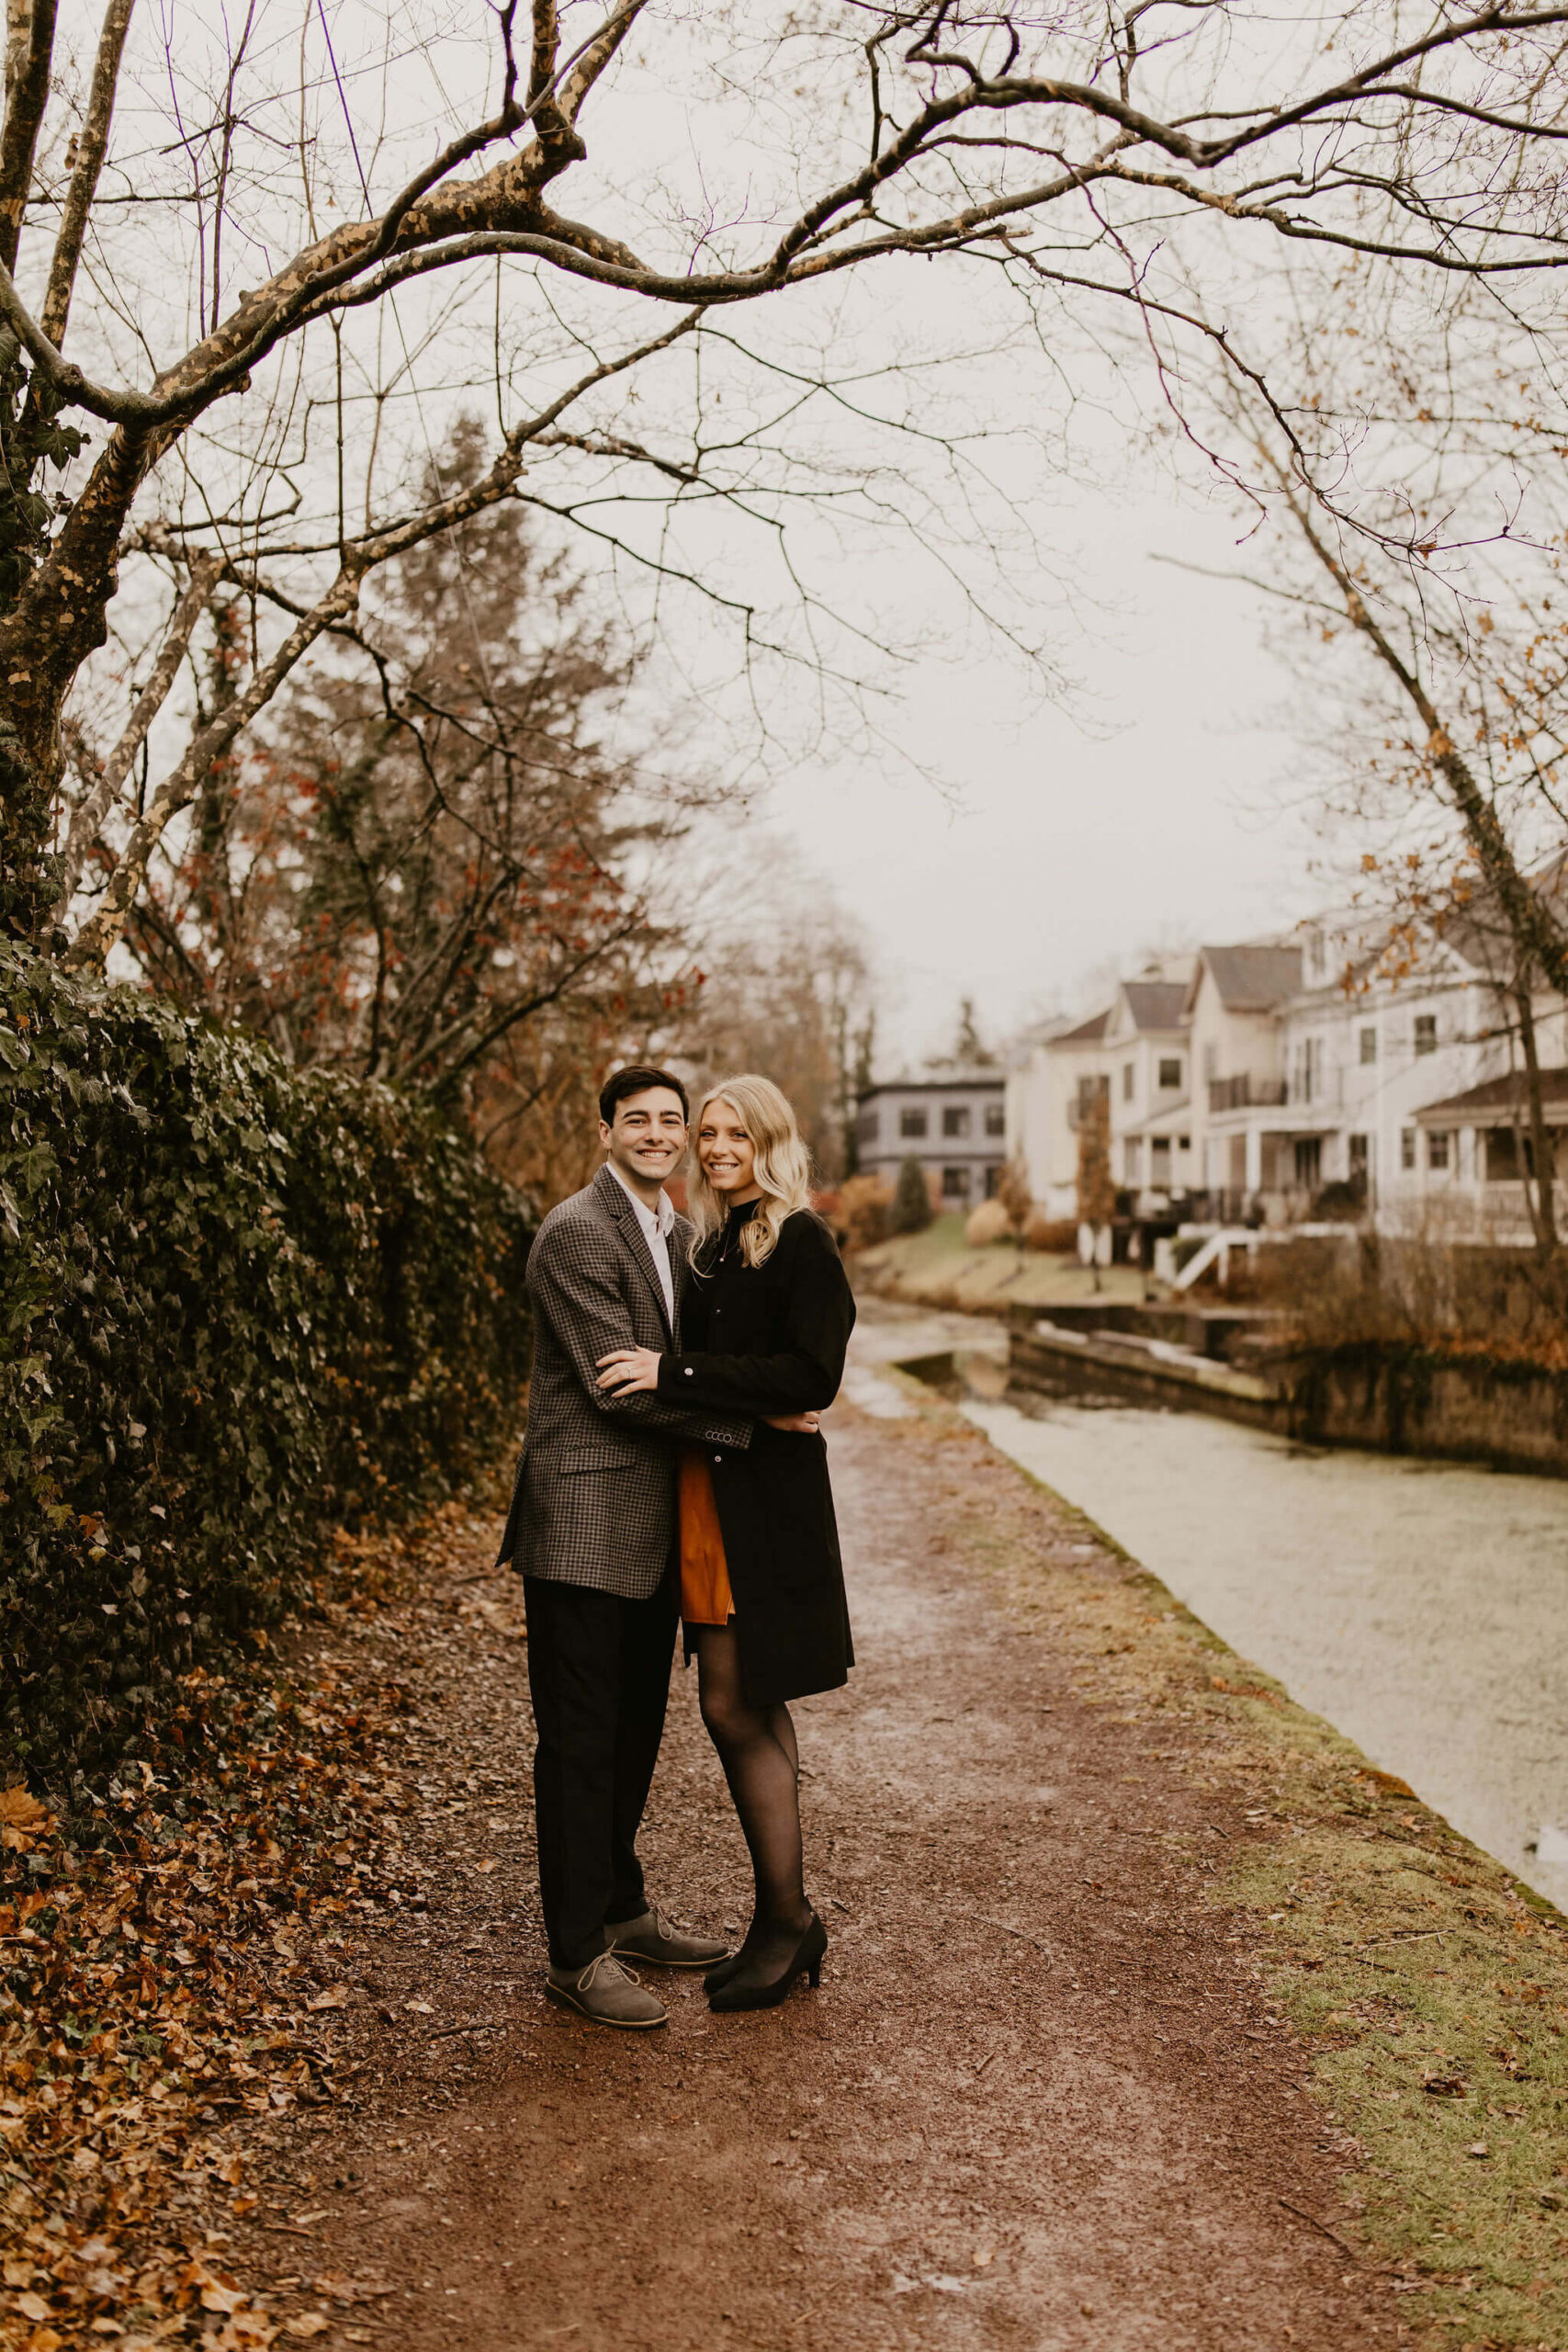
left=656, top=1203, right=855, bottom=1706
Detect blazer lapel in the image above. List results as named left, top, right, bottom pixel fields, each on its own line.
left=593, top=1163, right=675, bottom=1342
left=671, top=1216, right=694, bottom=1345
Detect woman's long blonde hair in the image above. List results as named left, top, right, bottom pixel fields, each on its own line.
left=688, top=1073, right=813, bottom=1269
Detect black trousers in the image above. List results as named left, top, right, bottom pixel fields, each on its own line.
left=522, top=1572, right=679, bottom=1969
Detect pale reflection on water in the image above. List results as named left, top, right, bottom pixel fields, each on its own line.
left=960, top=1388, right=1568, bottom=1908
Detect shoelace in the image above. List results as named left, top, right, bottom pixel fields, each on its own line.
left=575, top=1948, right=642, bottom=1994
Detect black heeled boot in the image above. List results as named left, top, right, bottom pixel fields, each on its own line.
left=707, top=1913, right=827, bottom=2013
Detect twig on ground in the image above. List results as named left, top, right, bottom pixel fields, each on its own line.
left=426, top=2018, right=495, bottom=2041
left=1277, top=2197, right=1366, bottom=2266
left=979, top=1916, right=1053, bottom=1957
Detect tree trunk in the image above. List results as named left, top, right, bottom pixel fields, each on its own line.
left=1515, top=981, right=1559, bottom=1261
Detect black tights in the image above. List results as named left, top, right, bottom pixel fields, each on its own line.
left=695, top=1623, right=811, bottom=1960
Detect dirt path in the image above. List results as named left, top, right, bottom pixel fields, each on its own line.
left=235, top=1398, right=1406, bottom=2351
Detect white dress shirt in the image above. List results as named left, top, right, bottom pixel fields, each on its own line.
left=607, top=1162, right=676, bottom=1329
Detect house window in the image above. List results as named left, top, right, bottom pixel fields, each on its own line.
left=1427, top=1131, right=1450, bottom=1171
left=1485, top=1127, right=1533, bottom=1181
left=1122, top=1061, right=1134, bottom=1102
left=1414, top=1013, right=1438, bottom=1057
left=856, top=1108, right=879, bottom=1144
left=899, top=1106, right=928, bottom=1138
left=1400, top=1128, right=1416, bottom=1171
left=1359, top=1025, right=1377, bottom=1065
left=941, top=1165, right=970, bottom=1201
left=1157, top=1057, right=1182, bottom=1091
left=1293, top=1136, right=1321, bottom=1191
left=1123, top=1138, right=1142, bottom=1183
left=984, top=1102, right=1005, bottom=1137
left=984, top=1164, right=1002, bottom=1198
left=1150, top=1137, right=1172, bottom=1186
left=942, top=1104, right=971, bottom=1138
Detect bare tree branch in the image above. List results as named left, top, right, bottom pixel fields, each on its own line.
left=38, top=0, right=135, bottom=347
left=56, top=548, right=219, bottom=906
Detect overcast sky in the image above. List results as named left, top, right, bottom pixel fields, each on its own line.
left=758, top=463, right=1323, bottom=1071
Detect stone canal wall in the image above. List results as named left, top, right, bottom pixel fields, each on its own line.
left=1006, top=1324, right=1568, bottom=1477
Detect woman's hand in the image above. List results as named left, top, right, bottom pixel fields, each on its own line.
left=763, top=1411, right=820, bottom=1435
left=595, top=1346, right=663, bottom=1396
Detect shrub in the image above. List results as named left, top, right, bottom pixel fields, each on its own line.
left=836, top=1172, right=893, bottom=1251
left=889, top=1154, right=934, bottom=1235
left=1024, top=1212, right=1078, bottom=1253
left=964, top=1198, right=1011, bottom=1248
left=0, top=944, right=531, bottom=1781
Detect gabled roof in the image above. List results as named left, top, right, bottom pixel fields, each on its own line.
left=1416, top=1067, right=1568, bottom=1127
left=1044, top=1007, right=1111, bottom=1049
left=857, top=1067, right=1005, bottom=1100
left=1189, top=943, right=1303, bottom=1014
left=1118, top=979, right=1188, bottom=1035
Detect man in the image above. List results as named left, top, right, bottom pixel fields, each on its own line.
left=496, top=1066, right=747, bottom=2030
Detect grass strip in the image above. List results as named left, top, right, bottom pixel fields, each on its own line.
left=877, top=1373, right=1568, bottom=2350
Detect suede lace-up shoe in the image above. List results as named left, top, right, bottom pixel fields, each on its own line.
left=608, top=1903, right=728, bottom=1970
left=545, top=1950, right=667, bottom=2030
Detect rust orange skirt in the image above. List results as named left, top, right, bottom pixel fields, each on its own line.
left=678, top=1446, right=734, bottom=1625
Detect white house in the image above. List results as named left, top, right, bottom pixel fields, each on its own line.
left=1190, top=941, right=1307, bottom=1216
left=1004, top=894, right=1568, bottom=1237
left=1105, top=977, right=1191, bottom=1201
left=1007, top=1009, right=1111, bottom=1218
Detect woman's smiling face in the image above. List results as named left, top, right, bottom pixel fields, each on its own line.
left=698, top=1098, right=761, bottom=1202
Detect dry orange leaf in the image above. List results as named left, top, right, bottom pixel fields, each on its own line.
left=0, top=1787, right=47, bottom=1827
left=284, top=2315, right=331, bottom=2339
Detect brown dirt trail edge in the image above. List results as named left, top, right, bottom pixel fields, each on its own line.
left=249, top=1402, right=1399, bottom=2349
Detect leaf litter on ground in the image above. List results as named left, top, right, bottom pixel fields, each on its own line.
left=0, top=1504, right=493, bottom=2349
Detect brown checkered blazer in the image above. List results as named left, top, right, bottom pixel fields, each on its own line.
left=494, top=1163, right=750, bottom=1597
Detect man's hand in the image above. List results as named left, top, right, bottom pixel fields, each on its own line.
left=596, top=1346, right=663, bottom=1396
left=763, top=1412, right=820, bottom=1434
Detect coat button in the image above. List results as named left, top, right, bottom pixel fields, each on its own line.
left=713, top=1453, right=722, bottom=1464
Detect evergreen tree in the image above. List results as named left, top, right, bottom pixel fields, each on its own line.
left=891, top=1153, right=934, bottom=1234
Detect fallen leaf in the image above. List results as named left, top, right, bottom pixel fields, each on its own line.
left=200, top=2281, right=247, bottom=2313
left=404, top=1997, right=434, bottom=2015
left=1466, top=2143, right=1491, bottom=2159
left=0, top=1788, right=47, bottom=1827
left=284, top=2315, right=331, bottom=2339
left=14, top=2291, right=51, bottom=2321
left=974, top=2248, right=994, bottom=2269
left=307, top=1985, right=351, bottom=2011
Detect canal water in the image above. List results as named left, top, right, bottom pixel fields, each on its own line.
left=848, top=1300, right=1568, bottom=1911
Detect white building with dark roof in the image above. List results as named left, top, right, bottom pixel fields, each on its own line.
left=1006, top=1009, right=1111, bottom=1217
left=1106, top=978, right=1192, bottom=1200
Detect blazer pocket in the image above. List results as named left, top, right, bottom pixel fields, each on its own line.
left=561, top=1442, right=643, bottom=1475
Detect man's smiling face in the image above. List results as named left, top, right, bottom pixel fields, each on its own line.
left=600, top=1086, right=688, bottom=1195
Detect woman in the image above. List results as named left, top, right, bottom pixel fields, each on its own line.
left=596, top=1073, right=855, bottom=2012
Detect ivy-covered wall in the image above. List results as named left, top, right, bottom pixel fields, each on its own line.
left=0, top=944, right=531, bottom=1781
